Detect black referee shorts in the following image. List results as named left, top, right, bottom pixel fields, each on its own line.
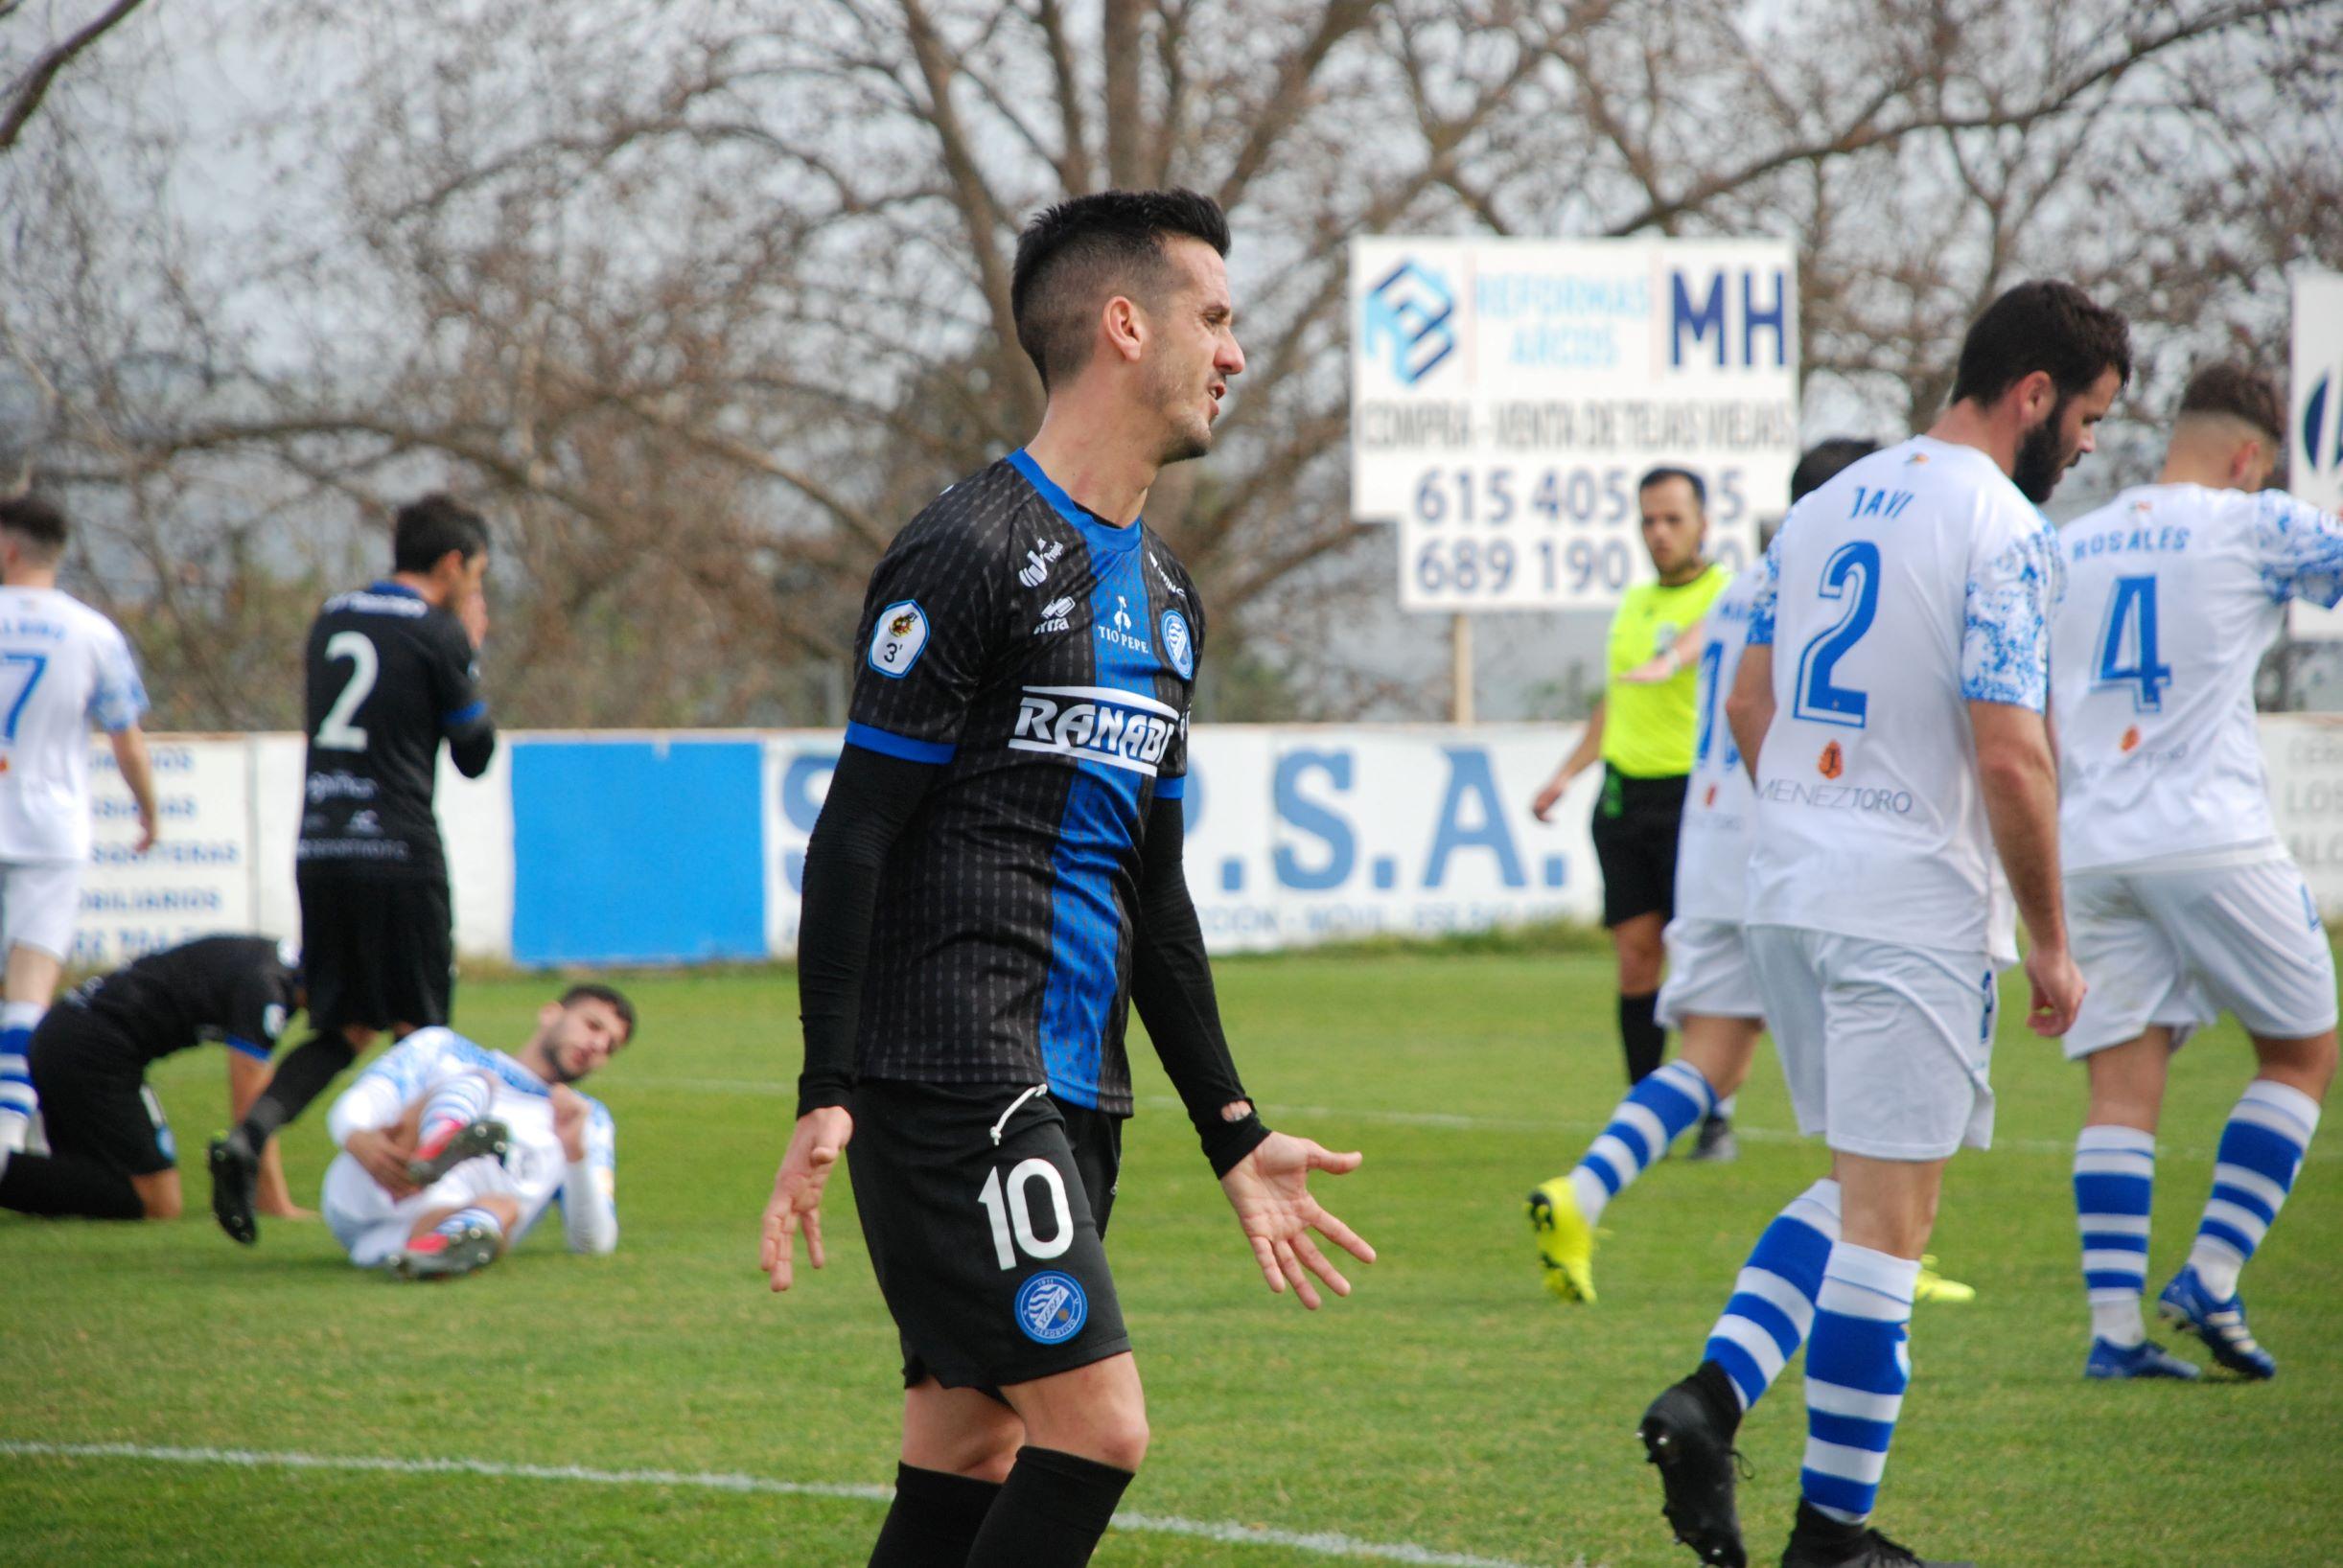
left=1589, top=767, right=1689, bottom=929
left=848, top=1078, right=1130, bottom=1394
left=297, top=867, right=454, bottom=1034
left=28, top=1008, right=174, bottom=1178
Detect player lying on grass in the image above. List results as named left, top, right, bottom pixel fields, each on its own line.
left=2050, top=362, right=2341, bottom=1382
left=319, top=984, right=631, bottom=1280
left=0, top=935, right=303, bottom=1222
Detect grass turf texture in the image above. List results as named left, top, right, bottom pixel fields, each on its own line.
left=5, top=950, right=2337, bottom=1566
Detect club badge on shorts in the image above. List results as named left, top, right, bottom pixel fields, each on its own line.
left=1013, top=1270, right=1089, bottom=1345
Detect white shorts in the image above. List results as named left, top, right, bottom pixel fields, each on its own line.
left=322, top=1151, right=515, bottom=1268
left=2064, top=855, right=2338, bottom=1059
left=0, top=860, right=82, bottom=964
left=1657, top=916, right=1764, bottom=1027
left=1747, top=925, right=1999, bottom=1161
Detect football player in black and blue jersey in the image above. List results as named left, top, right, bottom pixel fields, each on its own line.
left=757, top=189, right=1376, bottom=1568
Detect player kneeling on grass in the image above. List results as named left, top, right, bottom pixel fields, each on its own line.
left=0, top=935, right=303, bottom=1222
left=320, top=984, right=631, bottom=1280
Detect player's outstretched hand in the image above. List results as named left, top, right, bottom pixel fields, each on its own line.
left=1218, top=1131, right=1375, bottom=1310
left=761, top=1106, right=853, bottom=1294
left=2024, top=940, right=2086, bottom=1037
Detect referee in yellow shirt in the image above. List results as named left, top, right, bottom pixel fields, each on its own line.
left=1533, top=467, right=1732, bottom=1148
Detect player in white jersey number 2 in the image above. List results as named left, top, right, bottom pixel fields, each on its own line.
left=1527, top=440, right=1973, bottom=1310
left=320, top=984, right=632, bottom=1280
left=2053, top=363, right=2339, bottom=1384
left=0, top=496, right=158, bottom=1162
left=1631, top=282, right=2127, bottom=1568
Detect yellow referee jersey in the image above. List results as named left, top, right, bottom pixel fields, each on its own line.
left=1600, top=562, right=1731, bottom=778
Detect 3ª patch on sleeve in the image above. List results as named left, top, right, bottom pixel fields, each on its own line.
left=868, top=599, right=931, bottom=679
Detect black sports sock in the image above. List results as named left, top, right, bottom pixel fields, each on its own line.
left=1618, top=991, right=1665, bottom=1084
left=868, top=1463, right=1003, bottom=1567
left=963, top=1446, right=1133, bottom=1567
left=238, top=1033, right=358, bottom=1143
left=0, top=1152, right=146, bottom=1219
left=1689, top=1358, right=1745, bottom=1438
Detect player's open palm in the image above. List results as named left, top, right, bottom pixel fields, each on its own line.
left=761, top=1106, right=853, bottom=1294
left=1219, top=1131, right=1375, bottom=1309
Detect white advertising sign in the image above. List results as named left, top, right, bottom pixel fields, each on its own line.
left=78, top=736, right=257, bottom=967
left=1351, top=237, right=1799, bottom=611
left=2289, top=271, right=2343, bottom=639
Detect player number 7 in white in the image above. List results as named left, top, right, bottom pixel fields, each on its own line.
left=315, top=631, right=378, bottom=751
left=978, top=1158, right=1074, bottom=1270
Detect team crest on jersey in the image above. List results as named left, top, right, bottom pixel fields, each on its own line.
left=1014, top=1270, right=1088, bottom=1345
left=1034, top=596, right=1076, bottom=634
left=1161, top=609, right=1194, bottom=679
left=868, top=599, right=929, bottom=679
left=1011, top=685, right=1180, bottom=776
left=1817, top=740, right=1844, bottom=779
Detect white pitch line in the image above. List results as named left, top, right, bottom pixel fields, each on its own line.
left=623, top=1076, right=2323, bottom=1164
left=0, top=1441, right=1565, bottom=1568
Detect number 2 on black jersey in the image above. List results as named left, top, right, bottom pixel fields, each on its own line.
left=315, top=630, right=379, bottom=751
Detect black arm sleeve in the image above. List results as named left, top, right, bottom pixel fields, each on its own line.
left=447, top=718, right=497, bottom=779
left=430, top=619, right=498, bottom=778
left=1129, top=794, right=1271, bottom=1177
left=794, top=743, right=942, bottom=1117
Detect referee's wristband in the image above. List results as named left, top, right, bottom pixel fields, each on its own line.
left=1202, top=1112, right=1271, bottom=1179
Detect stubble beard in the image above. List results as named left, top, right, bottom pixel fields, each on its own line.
left=2012, top=400, right=2076, bottom=503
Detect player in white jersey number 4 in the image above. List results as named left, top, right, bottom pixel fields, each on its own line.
left=0, top=496, right=158, bottom=1162
left=2053, top=363, right=2339, bottom=1383
left=1632, top=282, right=2126, bottom=1568
left=320, top=984, right=632, bottom=1280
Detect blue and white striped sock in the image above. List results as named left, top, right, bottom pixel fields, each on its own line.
left=418, top=1072, right=496, bottom=1148
left=0, top=1003, right=45, bottom=1155
left=1703, top=1178, right=1840, bottom=1412
left=1801, top=1242, right=1918, bottom=1525
left=434, top=1205, right=504, bottom=1243
left=2074, top=1124, right=2155, bottom=1347
left=2189, top=1079, right=2322, bottom=1302
left=1566, top=1058, right=1717, bottom=1224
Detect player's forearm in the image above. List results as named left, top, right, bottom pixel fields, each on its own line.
left=1557, top=700, right=1604, bottom=779
left=109, top=726, right=159, bottom=826
left=794, top=745, right=940, bottom=1116
left=1974, top=709, right=2068, bottom=952
left=323, top=1077, right=405, bottom=1148
left=562, top=1164, right=619, bottom=1255
left=1726, top=647, right=1775, bottom=783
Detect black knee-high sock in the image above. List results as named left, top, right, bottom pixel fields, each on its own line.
left=0, top=1152, right=145, bottom=1219
left=1619, top=991, right=1665, bottom=1085
left=869, top=1463, right=1003, bottom=1567
left=238, top=1032, right=358, bottom=1144
left=963, top=1447, right=1132, bottom=1568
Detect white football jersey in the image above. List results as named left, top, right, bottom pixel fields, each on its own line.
left=1674, top=568, right=1758, bottom=922
left=2053, top=484, right=2343, bottom=872
left=0, top=587, right=148, bottom=864
left=1744, top=437, right=2059, bottom=957
left=324, top=1026, right=617, bottom=1252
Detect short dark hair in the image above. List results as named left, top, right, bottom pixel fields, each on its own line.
left=1789, top=438, right=1880, bottom=503
left=1636, top=466, right=1705, bottom=510
left=0, top=493, right=70, bottom=561
left=2177, top=361, right=2283, bottom=446
left=560, top=981, right=637, bottom=1044
left=1010, top=188, right=1232, bottom=391
left=1949, top=280, right=2132, bottom=408
left=391, top=493, right=490, bottom=575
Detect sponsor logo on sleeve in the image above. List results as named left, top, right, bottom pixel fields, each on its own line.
left=1013, top=1270, right=1089, bottom=1345
left=1010, top=685, right=1181, bottom=776
left=1161, top=609, right=1195, bottom=679
left=867, top=599, right=930, bottom=679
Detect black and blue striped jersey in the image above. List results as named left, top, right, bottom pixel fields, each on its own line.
left=844, top=450, right=1202, bottom=1115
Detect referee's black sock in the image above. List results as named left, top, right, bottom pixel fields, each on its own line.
left=0, top=1151, right=146, bottom=1219
left=1619, top=991, right=1665, bottom=1085
left=963, top=1446, right=1132, bottom=1567
left=868, top=1463, right=1003, bottom=1567
left=237, top=1032, right=358, bottom=1145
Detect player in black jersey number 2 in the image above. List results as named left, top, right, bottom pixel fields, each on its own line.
left=760, top=190, right=1376, bottom=1568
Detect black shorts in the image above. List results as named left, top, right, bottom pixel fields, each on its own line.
left=848, top=1078, right=1130, bottom=1393
left=1590, top=768, right=1688, bottom=928
left=28, top=1008, right=174, bottom=1178
left=298, top=869, right=453, bottom=1034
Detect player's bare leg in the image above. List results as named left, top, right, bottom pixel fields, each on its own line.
left=0, top=942, right=62, bottom=1157
left=932, top=1353, right=1145, bottom=1566
left=2161, top=1026, right=2333, bottom=1378
left=868, top=1379, right=1024, bottom=1564
left=392, top=1192, right=520, bottom=1280
left=128, top=1168, right=183, bottom=1220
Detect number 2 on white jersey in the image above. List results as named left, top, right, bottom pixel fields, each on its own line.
left=2093, top=574, right=2171, bottom=711
left=1794, top=541, right=1880, bottom=727
left=315, top=631, right=378, bottom=751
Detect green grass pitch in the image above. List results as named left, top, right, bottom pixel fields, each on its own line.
left=5, top=949, right=2338, bottom=1565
